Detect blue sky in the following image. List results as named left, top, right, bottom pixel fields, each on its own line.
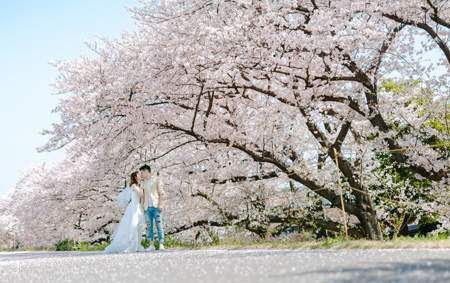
left=0, top=0, right=139, bottom=196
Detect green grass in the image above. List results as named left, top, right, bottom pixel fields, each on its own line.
left=142, top=235, right=185, bottom=250
left=194, top=233, right=450, bottom=250
left=2, top=233, right=449, bottom=252
left=53, top=239, right=110, bottom=252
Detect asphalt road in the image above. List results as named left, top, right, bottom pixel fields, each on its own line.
left=1, top=249, right=450, bottom=283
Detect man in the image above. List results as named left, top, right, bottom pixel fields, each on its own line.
left=139, top=164, right=165, bottom=251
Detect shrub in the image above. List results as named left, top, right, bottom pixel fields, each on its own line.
left=164, top=235, right=185, bottom=248
left=56, top=239, right=76, bottom=251
left=75, top=242, right=91, bottom=251
left=418, top=215, right=440, bottom=236
left=141, top=238, right=150, bottom=249
left=211, top=236, right=220, bottom=246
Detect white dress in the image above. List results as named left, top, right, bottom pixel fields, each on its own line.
left=103, top=185, right=145, bottom=254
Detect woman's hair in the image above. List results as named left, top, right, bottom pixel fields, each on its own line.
left=130, top=171, right=139, bottom=186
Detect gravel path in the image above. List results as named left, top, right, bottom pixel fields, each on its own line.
left=1, top=249, right=450, bottom=283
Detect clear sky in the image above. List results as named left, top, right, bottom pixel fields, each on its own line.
left=0, top=0, right=139, bottom=196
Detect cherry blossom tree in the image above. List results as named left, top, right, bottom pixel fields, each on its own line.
left=37, top=0, right=449, bottom=240
left=3, top=0, right=448, bottom=245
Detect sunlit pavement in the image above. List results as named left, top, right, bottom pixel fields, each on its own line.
left=1, top=249, right=450, bottom=282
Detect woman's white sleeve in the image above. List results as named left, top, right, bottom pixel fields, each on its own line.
left=116, top=186, right=131, bottom=207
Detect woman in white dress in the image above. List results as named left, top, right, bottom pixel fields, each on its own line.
left=103, top=171, right=145, bottom=254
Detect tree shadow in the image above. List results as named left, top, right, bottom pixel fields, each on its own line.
left=270, top=259, right=450, bottom=282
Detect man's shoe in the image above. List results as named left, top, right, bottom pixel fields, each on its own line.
left=146, top=245, right=156, bottom=252
left=159, top=243, right=165, bottom=251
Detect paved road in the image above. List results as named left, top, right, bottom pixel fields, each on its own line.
left=1, top=249, right=450, bottom=283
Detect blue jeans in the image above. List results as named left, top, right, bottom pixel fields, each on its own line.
left=145, top=207, right=164, bottom=243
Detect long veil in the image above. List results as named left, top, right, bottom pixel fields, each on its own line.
left=116, top=186, right=131, bottom=207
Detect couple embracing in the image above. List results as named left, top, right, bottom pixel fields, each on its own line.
left=104, top=165, right=165, bottom=254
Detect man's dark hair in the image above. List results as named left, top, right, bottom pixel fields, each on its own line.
left=139, top=164, right=151, bottom=173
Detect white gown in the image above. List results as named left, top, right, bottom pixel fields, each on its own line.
left=103, top=185, right=145, bottom=254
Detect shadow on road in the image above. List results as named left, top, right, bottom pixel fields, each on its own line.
left=270, top=258, right=450, bottom=282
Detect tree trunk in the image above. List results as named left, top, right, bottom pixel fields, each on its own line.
left=353, top=192, right=383, bottom=240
